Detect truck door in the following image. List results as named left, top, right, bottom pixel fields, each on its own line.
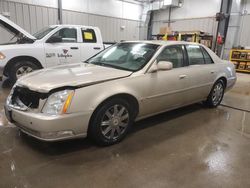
left=44, top=27, right=81, bottom=67
left=80, top=28, right=103, bottom=62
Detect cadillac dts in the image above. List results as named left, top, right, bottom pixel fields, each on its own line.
left=5, top=41, right=236, bottom=145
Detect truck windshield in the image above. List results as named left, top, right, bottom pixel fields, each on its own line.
left=87, top=43, right=159, bottom=72
left=33, top=26, right=57, bottom=39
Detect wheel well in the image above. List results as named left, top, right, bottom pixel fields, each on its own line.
left=218, top=77, right=227, bottom=88
left=3, top=56, right=43, bottom=76
left=88, top=93, right=139, bottom=132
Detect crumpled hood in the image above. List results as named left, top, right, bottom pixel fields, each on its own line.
left=17, top=63, right=132, bottom=93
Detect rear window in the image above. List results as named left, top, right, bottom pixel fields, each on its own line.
left=82, top=28, right=97, bottom=43
left=201, top=47, right=214, bottom=64
left=186, top=45, right=205, bottom=65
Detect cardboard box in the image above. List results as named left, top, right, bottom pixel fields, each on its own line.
left=239, top=62, right=246, bottom=70
left=246, top=62, right=250, bottom=70
left=232, top=61, right=238, bottom=69
left=159, top=26, right=172, bottom=35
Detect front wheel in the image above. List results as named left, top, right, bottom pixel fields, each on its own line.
left=204, top=79, right=225, bottom=108
left=88, top=98, right=134, bottom=146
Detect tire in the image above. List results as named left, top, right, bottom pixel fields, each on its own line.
left=9, top=60, right=39, bottom=83
left=88, top=98, right=134, bottom=146
left=204, top=79, right=225, bottom=108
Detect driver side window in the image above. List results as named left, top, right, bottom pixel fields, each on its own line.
left=156, top=45, right=184, bottom=68
left=50, top=28, right=77, bottom=43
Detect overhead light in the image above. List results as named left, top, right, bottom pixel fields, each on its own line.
left=163, top=0, right=172, bottom=6
left=178, top=0, right=184, bottom=7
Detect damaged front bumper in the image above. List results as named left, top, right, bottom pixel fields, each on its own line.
left=4, top=105, right=91, bottom=141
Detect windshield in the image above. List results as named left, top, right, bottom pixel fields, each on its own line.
left=33, top=26, right=57, bottom=39
left=87, top=43, right=159, bottom=71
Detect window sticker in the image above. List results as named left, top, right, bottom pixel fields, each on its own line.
left=84, top=32, right=93, bottom=40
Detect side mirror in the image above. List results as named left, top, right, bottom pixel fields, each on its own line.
left=157, top=61, right=173, bottom=71
left=47, top=36, right=62, bottom=43
left=148, top=61, right=173, bottom=73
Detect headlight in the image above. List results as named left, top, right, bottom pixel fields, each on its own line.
left=0, top=52, right=6, bottom=60
left=42, top=90, right=74, bottom=115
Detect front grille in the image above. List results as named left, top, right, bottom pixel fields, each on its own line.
left=11, top=86, right=47, bottom=109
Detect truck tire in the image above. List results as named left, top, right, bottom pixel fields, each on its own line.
left=9, top=60, right=40, bottom=83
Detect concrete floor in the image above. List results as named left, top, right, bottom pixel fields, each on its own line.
left=0, top=73, right=249, bottom=188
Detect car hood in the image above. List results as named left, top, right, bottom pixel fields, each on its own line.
left=0, top=15, right=36, bottom=40
left=17, top=63, right=132, bottom=93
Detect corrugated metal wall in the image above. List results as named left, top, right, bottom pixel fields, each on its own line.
left=62, top=10, right=140, bottom=42
left=152, top=17, right=218, bottom=37
left=239, top=14, right=250, bottom=47
left=0, top=0, right=140, bottom=44
left=171, top=18, right=218, bottom=36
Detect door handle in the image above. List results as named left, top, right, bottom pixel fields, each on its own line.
left=70, top=47, right=79, bottom=50
left=179, top=75, right=187, bottom=79
left=93, top=47, right=101, bottom=50
left=210, top=70, right=216, bottom=74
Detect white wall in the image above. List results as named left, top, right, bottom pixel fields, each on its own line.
left=245, top=0, right=250, bottom=11
left=150, top=0, right=221, bottom=35
left=0, top=0, right=143, bottom=43
left=3, top=0, right=58, bottom=8
left=170, top=0, right=221, bottom=19
left=153, top=0, right=221, bottom=21
left=3, top=0, right=143, bottom=21
left=62, top=0, right=142, bottom=21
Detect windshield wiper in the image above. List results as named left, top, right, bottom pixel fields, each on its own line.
left=92, top=62, right=115, bottom=68
left=90, top=62, right=132, bottom=71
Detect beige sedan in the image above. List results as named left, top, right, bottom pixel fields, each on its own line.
left=5, top=41, right=236, bottom=145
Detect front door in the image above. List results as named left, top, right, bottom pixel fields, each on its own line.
left=141, top=45, right=189, bottom=116
left=44, top=27, right=81, bottom=67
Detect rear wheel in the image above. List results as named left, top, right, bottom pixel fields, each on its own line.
left=88, top=98, right=134, bottom=146
left=9, top=60, right=39, bottom=83
left=204, top=79, right=225, bottom=108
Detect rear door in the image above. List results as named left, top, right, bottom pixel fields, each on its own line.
left=183, top=44, right=217, bottom=103
left=44, top=27, right=81, bottom=67
left=80, top=28, right=103, bottom=61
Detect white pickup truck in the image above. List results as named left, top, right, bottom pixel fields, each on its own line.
left=0, top=15, right=111, bottom=82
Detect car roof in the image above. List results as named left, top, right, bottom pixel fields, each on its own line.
left=121, top=40, right=203, bottom=47
left=50, top=25, right=98, bottom=29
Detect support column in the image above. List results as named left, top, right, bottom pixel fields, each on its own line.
left=58, top=0, right=62, bottom=24
left=215, top=0, right=233, bottom=58
left=147, top=11, right=154, bottom=40
left=223, top=0, right=244, bottom=59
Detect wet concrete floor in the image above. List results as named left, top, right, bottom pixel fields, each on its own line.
left=0, top=73, right=250, bottom=188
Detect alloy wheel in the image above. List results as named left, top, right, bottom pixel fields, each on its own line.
left=212, top=82, right=224, bottom=106
left=100, top=104, right=129, bottom=140
left=16, top=66, right=33, bottom=79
